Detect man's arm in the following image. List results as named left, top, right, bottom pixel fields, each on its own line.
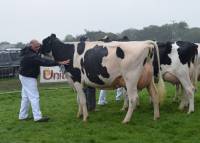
left=34, top=55, right=70, bottom=66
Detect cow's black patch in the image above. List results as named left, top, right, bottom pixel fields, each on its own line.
left=52, top=43, right=75, bottom=61
left=52, top=42, right=82, bottom=82
left=176, top=41, right=198, bottom=65
left=52, top=43, right=82, bottom=82
left=80, top=58, right=84, bottom=74
left=116, top=47, right=125, bottom=59
left=147, top=48, right=154, bottom=59
left=188, top=62, right=191, bottom=68
left=82, top=45, right=110, bottom=85
left=143, top=57, right=147, bottom=65
left=153, top=42, right=172, bottom=77
left=66, top=66, right=81, bottom=83
left=77, top=42, right=85, bottom=55
left=149, top=49, right=154, bottom=58
left=42, top=34, right=81, bottom=83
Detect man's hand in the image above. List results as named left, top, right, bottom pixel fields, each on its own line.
left=58, top=59, right=70, bottom=65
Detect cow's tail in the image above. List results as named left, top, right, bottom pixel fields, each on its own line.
left=191, top=48, right=199, bottom=90
left=147, top=41, right=166, bottom=103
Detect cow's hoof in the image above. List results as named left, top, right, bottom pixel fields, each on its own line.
left=83, top=117, right=88, bottom=122
left=178, top=105, right=185, bottom=111
left=120, top=107, right=128, bottom=112
left=122, top=120, right=129, bottom=124
left=172, top=98, right=179, bottom=103
left=82, top=114, right=89, bottom=122
left=154, top=116, right=160, bottom=120
left=187, top=110, right=194, bottom=114
left=77, top=114, right=83, bottom=119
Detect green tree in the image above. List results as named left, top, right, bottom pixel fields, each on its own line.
left=182, top=28, right=200, bottom=42
left=64, top=34, right=76, bottom=42
left=63, top=21, right=200, bottom=43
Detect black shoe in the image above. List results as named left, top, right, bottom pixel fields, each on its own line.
left=35, top=117, right=50, bottom=122
left=19, top=117, right=33, bottom=121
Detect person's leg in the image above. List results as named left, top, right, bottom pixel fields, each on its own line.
left=116, top=87, right=123, bottom=101
left=20, top=76, right=42, bottom=121
left=98, top=90, right=107, bottom=105
left=19, top=75, right=30, bottom=120
left=84, top=87, right=96, bottom=111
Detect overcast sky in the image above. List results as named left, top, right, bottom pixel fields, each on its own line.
left=0, top=0, right=199, bottom=43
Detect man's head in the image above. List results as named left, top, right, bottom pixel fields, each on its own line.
left=30, top=40, right=41, bottom=52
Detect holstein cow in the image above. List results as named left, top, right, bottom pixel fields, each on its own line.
left=155, top=41, right=198, bottom=113
left=173, top=43, right=199, bottom=103
left=41, top=34, right=164, bottom=123
left=99, top=36, right=198, bottom=114
left=98, top=36, right=165, bottom=113
left=123, top=41, right=198, bottom=114
left=197, top=43, right=200, bottom=80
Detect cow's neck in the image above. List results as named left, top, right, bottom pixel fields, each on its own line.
left=52, top=40, right=75, bottom=63
left=51, top=40, right=82, bottom=83
left=51, top=40, right=79, bottom=80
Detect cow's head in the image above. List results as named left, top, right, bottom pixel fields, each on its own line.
left=41, top=34, right=66, bottom=61
left=41, top=34, right=75, bottom=62
left=41, top=34, right=57, bottom=55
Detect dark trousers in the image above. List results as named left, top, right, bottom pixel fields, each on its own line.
left=83, top=87, right=96, bottom=111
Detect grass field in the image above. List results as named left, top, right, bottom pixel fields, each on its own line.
left=0, top=79, right=200, bottom=143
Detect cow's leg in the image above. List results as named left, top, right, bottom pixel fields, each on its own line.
left=173, top=84, right=180, bottom=102
left=136, top=95, right=140, bottom=107
left=174, top=84, right=184, bottom=102
left=76, top=96, right=83, bottom=118
left=74, top=83, right=88, bottom=122
left=184, top=87, right=194, bottom=114
left=121, top=89, right=128, bottom=111
left=122, top=83, right=138, bottom=123
left=179, top=90, right=189, bottom=110
left=147, top=80, right=160, bottom=120
left=121, top=88, right=140, bottom=111
left=177, top=76, right=195, bottom=114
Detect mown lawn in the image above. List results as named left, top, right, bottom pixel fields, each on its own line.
left=0, top=80, right=200, bottom=143
left=0, top=78, right=69, bottom=92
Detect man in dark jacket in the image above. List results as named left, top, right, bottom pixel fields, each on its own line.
left=19, top=40, right=69, bottom=122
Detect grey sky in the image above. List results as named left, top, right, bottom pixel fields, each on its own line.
left=0, top=0, right=199, bottom=43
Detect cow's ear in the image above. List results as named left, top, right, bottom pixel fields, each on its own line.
left=51, top=33, right=56, bottom=38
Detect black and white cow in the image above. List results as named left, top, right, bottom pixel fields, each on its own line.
left=155, top=41, right=198, bottom=113
left=122, top=41, right=198, bottom=114
left=173, top=43, right=199, bottom=102
left=97, top=36, right=198, bottom=114
left=41, top=34, right=164, bottom=123
left=197, top=43, right=200, bottom=80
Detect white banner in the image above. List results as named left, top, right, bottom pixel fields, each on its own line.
left=40, top=66, right=68, bottom=83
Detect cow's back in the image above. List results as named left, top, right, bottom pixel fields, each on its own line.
left=72, top=41, right=154, bottom=88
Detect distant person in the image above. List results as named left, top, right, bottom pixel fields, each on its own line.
left=18, top=40, right=70, bottom=122
left=98, top=87, right=123, bottom=105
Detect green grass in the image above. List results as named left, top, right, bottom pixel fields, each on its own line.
left=0, top=79, right=200, bottom=143
left=0, top=78, right=69, bottom=92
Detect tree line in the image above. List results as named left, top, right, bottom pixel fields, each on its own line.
left=64, top=21, right=200, bottom=43
left=1, top=21, right=200, bottom=49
